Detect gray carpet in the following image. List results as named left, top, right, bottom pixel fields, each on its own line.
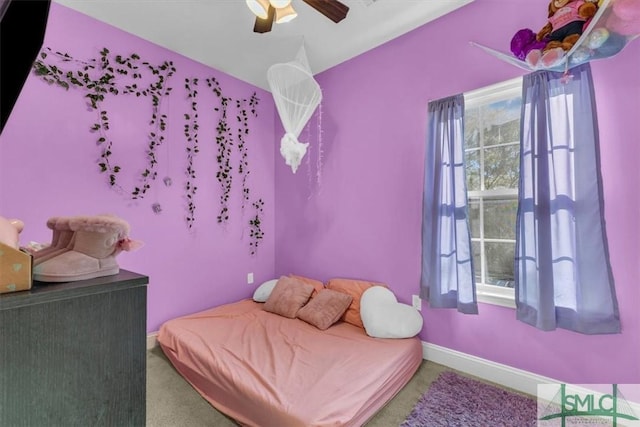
left=145, top=346, right=503, bottom=426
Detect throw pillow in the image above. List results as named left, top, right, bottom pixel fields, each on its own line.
left=326, top=278, right=386, bottom=329
left=360, top=286, right=423, bottom=339
left=253, top=279, right=279, bottom=302
left=263, top=276, right=314, bottom=318
left=297, top=289, right=353, bottom=330
left=289, top=274, right=324, bottom=298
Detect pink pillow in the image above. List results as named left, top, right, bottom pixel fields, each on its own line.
left=289, top=274, right=324, bottom=298
left=263, top=276, right=314, bottom=318
left=297, top=289, right=353, bottom=330
left=326, top=278, right=387, bottom=329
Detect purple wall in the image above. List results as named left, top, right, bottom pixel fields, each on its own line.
left=275, top=0, right=640, bottom=384
left=2, top=0, right=637, bottom=385
left=0, top=3, right=276, bottom=332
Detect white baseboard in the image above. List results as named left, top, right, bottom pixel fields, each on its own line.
left=421, top=341, right=557, bottom=397
left=147, top=332, right=158, bottom=350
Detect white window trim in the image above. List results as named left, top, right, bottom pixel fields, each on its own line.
left=464, top=77, right=522, bottom=109
left=465, top=76, right=522, bottom=310
left=477, top=284, right=516, bottom=309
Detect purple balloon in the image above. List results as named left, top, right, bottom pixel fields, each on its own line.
left=511, top=28, right=548, bottom=60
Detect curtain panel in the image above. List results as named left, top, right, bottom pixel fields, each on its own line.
left=515, top=64, right=620, bottom=334
left=421, top=94, right=478, bottom=314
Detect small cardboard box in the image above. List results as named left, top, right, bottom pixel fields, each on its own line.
left=0, top=242, right=33, bottom=294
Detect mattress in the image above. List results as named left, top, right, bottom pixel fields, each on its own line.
left=158, top=299, right=422, bottom=427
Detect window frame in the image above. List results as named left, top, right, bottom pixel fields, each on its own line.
left=464, top=76, right=522, bottom=309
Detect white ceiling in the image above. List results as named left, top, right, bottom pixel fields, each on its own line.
left=53, top=0, right=474, bottom=91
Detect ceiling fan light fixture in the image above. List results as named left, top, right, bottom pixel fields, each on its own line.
left=246, top=0, right=270, bottom=19
left=269, top=0, right=292, bottom=8
left=275, top=4, right=297, bottom=23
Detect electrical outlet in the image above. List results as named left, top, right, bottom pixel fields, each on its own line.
left=412, top=295, right=421, bottom=311
left=247, top=273, right=254, bottom=285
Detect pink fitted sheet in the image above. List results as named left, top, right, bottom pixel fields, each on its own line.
left=158, top=299, right=422, bottom=427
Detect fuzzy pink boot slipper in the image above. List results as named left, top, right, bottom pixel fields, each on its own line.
left=32, top=217, right=75, bottom=266
left=33, top=215, right=142, bottom=282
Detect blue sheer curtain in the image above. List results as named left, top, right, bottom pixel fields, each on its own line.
left=516, top=64, right=620, bottom=334
left=421, top=94, right=478, bottom=314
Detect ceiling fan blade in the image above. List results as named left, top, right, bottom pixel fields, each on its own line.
left=253, top=4, right=275, bottom=33
left=302, top=0, right=349, bottom=23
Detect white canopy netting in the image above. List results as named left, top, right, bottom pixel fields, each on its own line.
left=267, top=45, right=322, bottom=173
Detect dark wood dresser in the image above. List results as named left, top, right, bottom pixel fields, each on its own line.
left=0, top=269, right=148, bottom=426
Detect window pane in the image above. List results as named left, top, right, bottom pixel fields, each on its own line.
left=483, top=199, right=518, bottom=239
left=483, top=118, right=520, bottom=146
left=465, top=107, right=480, bottom=149
left=485, top=242, right=515, bottom=287
left=481, top=99, right=521, bottom=146
left=465, top=149, right=480, bottom=191
left=463, top=78, right=521, bottom=300
left=472, top=240, right=482, bottom=283
left=469, top=200, right=480, bottom=238
left=483, top=144, right=519, bottom=190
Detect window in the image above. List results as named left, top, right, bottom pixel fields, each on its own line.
left=464, top=77, right=522, bottom=308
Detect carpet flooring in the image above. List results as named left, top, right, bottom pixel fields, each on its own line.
left=401, top=371, right=538, bottom=427
left=146, top=346, right=535, bottom=426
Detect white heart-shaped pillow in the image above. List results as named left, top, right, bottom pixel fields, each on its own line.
left=253, top=279, right=279, bottom=302
left=360, top=286, right=423, bottom=339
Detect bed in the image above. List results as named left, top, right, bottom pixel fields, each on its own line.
left=157, top=276, right=423, bottom=427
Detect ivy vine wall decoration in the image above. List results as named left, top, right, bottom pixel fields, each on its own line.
left=249, top=198, right=265, bottom=256
left=238, top=94, right=260, bottom=211
left=201, top=78, right=259, bottom=225
left=184, top=77, right=200, bottom=228
left=33, top=46, right=266, bottom=255
left=207, top=77, right=233, bottom=224
left=34, top=47, right=175, bottom=200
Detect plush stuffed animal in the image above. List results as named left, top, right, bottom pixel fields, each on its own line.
left=0, top=215, right=24, bottom=249
left=527, top=0, right=599, bottom=68
left=538, top=0, right=598, bottom=49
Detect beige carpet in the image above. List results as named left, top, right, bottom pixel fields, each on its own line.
left=146, top=346, right=452, bottom=426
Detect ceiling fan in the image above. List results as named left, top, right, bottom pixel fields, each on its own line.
left=246, top=0, right=350, bottom=34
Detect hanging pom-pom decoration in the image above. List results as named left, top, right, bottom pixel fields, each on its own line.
left=280, top=132, right=308, bottom=173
